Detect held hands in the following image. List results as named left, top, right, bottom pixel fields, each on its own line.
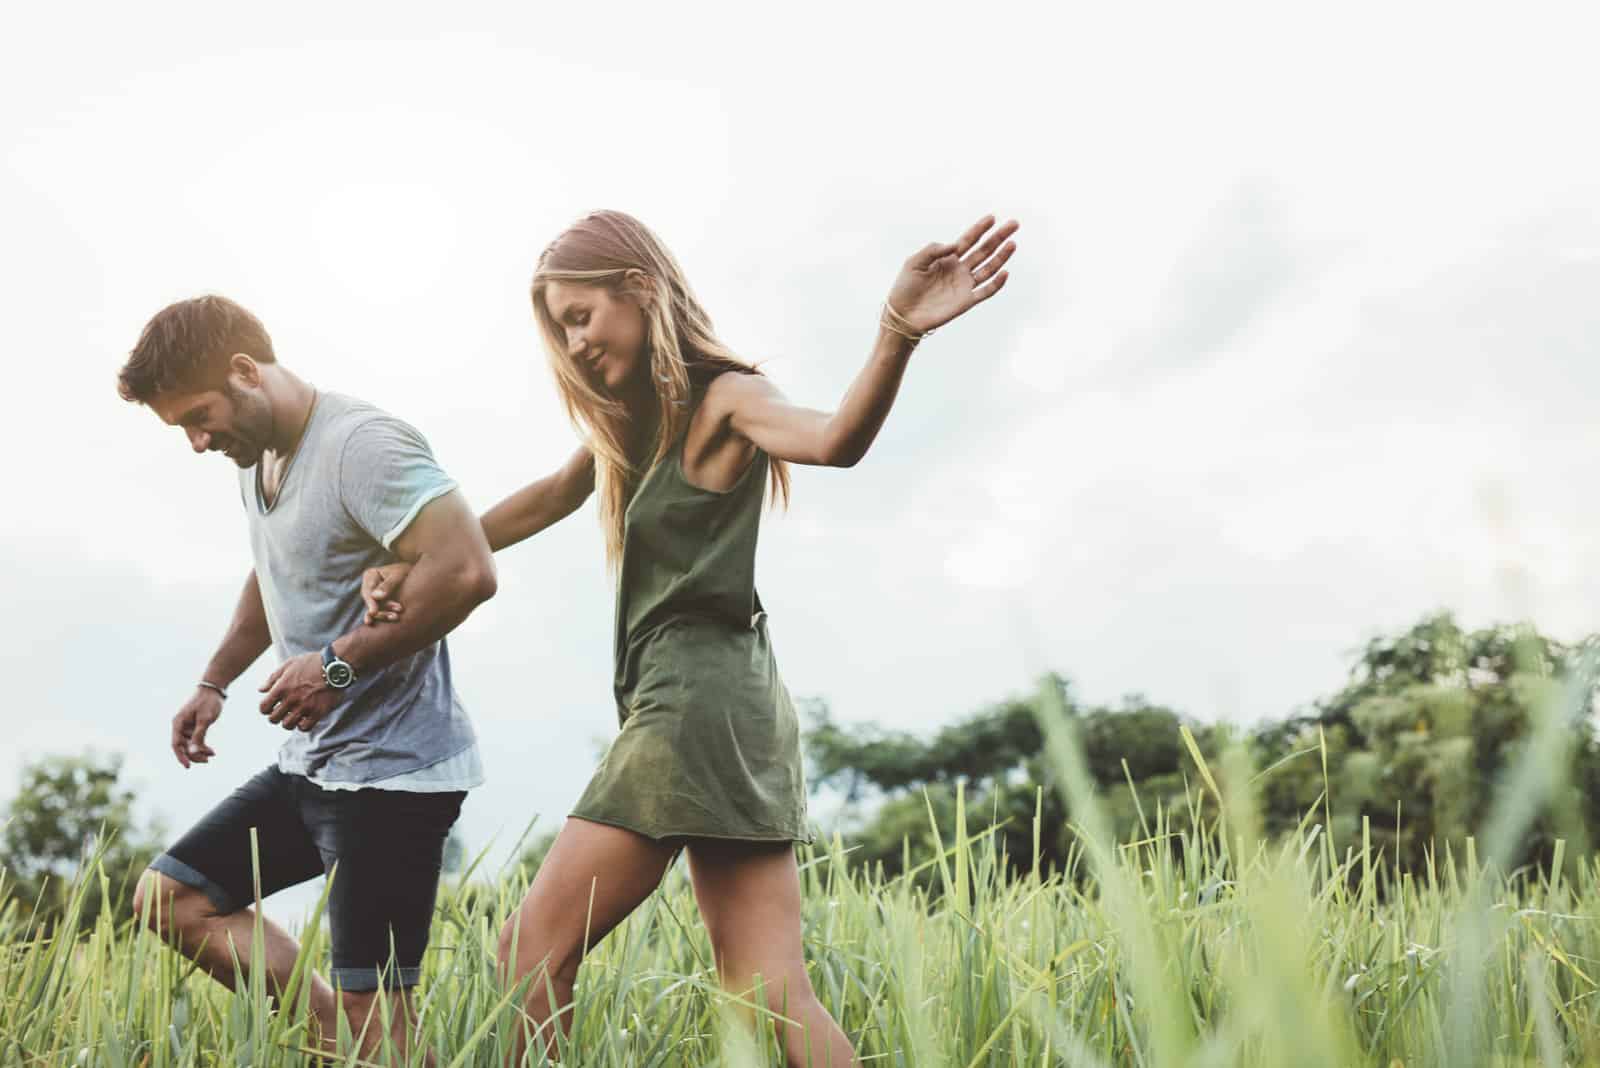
left=172, top=687, right=222, bottom=768
left=887, top=215, right=1019, bottom=336
left=258, top=652, right=339, bottom=733
left=361, top=561, right=414, bottom=625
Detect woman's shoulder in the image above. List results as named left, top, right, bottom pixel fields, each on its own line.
left=682, top=369, right=771, bottom=470
left=698, top=368, right=777, bottom=420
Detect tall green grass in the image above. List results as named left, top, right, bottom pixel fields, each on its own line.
left=5, top=663, right=1598, bottom=1065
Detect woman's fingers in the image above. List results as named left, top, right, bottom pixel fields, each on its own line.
left=369, top=599, right=403, bottom=624
left=972, top=269, right=1011, bottom=303
left=908, top=216, right=1015, bottom=276
left=361, top=568, right=386, bottom=619
left=971, top=239, right=1018, bottom=284
left=362, top=563, right=413, bottom=624
left=952, top=214, right=997, bottom=258
left=962, top=219, right=1019, bottom=272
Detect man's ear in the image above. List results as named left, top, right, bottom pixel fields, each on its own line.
left=227, top=352, right=262, bottom=388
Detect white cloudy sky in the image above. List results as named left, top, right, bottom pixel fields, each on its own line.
left=3, top=3, right=1599, bottom=919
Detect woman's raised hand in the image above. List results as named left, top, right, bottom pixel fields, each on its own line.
left=886, top=215, right=1019, bottom=336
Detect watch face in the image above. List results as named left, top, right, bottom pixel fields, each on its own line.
left=325, top=661, right=354, bottom=688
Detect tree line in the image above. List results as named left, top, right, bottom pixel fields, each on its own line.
left=804, top=612, right=1600, bottom=881
left=6, top=611, right=1597, bottom=928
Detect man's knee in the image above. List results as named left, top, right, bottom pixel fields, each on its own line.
left=133, top=869, right=220, bottom=938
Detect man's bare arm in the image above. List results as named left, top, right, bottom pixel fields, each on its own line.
left=171, top=571, right=272, bottom=768
left=257, top=489, right=496, bottom=732
left=204, top=570, right=273, bottom=686
left=332, top=488, right=496, bottom=676
left=360, top=448, right=592, bottom=625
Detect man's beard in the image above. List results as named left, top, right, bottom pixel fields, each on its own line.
left=220, top=381, right=273, bottom=466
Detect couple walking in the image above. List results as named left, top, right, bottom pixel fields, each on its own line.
left=120, top=210, right=1018, bottom=1065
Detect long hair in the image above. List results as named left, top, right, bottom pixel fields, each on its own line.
left=531, top=210, right=790, bottom=567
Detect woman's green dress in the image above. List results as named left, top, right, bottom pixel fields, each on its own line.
left=570, top=424, right=809, bottom=843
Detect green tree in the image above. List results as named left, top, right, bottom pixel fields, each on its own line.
left=804, top=677, right=1199, bottom=878
left=806, top=612, right=1600, bottom=886
left=1308, top=614, right=1597, bottom=874
left=0, top=752, right=165, bottom=930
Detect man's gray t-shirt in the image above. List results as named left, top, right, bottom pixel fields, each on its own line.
left=239, top=391, right=478, bottom=785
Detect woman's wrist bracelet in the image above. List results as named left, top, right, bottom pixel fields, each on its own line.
left=881, top=301, right=932, bottom=343
left=197, top=680, right=228, bottom=700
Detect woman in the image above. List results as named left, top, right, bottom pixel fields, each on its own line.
left=364, top=210, right=1017, bottom=1064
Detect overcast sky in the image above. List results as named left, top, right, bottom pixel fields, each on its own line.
left=4, top=3, right=1598, bottom=921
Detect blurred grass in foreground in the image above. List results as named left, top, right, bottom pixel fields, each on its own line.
left=4, top=651, right=1599, bottom=1066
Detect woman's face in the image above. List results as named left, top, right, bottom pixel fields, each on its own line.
left=543, top=279, right=648, bottom=397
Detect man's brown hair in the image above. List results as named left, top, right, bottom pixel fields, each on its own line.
left=118, top=295, right=276, bottom=404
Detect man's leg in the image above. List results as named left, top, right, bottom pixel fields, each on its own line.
left=307, top=784, right=469, bottom=1066
left=134, top=767, right=337, bottom=1048
left=133, top=871, right=339, bottom=1035
left=335, top=988, right=426, bottom=1064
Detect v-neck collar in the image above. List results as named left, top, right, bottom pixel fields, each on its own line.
left=256, top=390, right=320, bottom=514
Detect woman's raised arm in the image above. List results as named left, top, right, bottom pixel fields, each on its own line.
left=718, top=214, right=1018, bottom=469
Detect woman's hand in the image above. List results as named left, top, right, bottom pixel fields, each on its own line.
left=886, top=215, right=1019, bottom=335
left=361, top=561, right=414, bottom=624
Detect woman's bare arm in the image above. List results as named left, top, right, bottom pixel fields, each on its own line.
left=361, top=446, right=593, bottom=622
left=713, top=214, right=1018, bottom=469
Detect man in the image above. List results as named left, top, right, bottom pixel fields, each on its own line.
left=120, top=294, right=496, bottom=1062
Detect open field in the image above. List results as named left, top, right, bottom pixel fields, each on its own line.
left=5, top=681, right=1600, bottom=1067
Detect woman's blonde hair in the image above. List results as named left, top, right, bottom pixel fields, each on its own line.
left=531, top=210, right=790, bottom=566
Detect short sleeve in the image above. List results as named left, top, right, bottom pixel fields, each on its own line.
left=337, top=418, right=459, bottom=550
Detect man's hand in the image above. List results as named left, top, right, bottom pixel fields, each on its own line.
left=172, top=688, right=223, bottom=768
left=258, top=653, right=340, bottom=733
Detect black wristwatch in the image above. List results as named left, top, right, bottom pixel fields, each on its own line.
left=321, top=644, right=357, bottom=689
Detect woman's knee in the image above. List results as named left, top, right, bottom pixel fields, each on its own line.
left=496, top=914, right=580, bottom=991
left=713, top=954, right=817, bottom=1011
left=494, top=915, right=519, bottom=969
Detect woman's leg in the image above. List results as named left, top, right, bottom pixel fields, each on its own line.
left=496, top=817, right=678, bottom=1061
left=684, top=839, right=859, bottom=1068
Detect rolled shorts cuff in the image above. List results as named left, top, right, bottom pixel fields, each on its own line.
left=331, top=964, right=422, bottom=992
left=148, top=853, right=242, bottom=915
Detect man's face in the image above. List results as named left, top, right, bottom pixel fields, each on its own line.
left=150, top=375, right=275, bottom=468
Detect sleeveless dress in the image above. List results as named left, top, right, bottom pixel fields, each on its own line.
left=569, top=424, right=810, bottom=843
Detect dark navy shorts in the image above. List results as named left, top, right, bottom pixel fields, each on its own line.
left=148, top=765, right=465, bottom=991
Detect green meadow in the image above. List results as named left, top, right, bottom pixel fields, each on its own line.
left=5, top=666, right=1600, bottom=1068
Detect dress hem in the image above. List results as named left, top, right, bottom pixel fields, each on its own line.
left=568, top=810, right=813, bottom=846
